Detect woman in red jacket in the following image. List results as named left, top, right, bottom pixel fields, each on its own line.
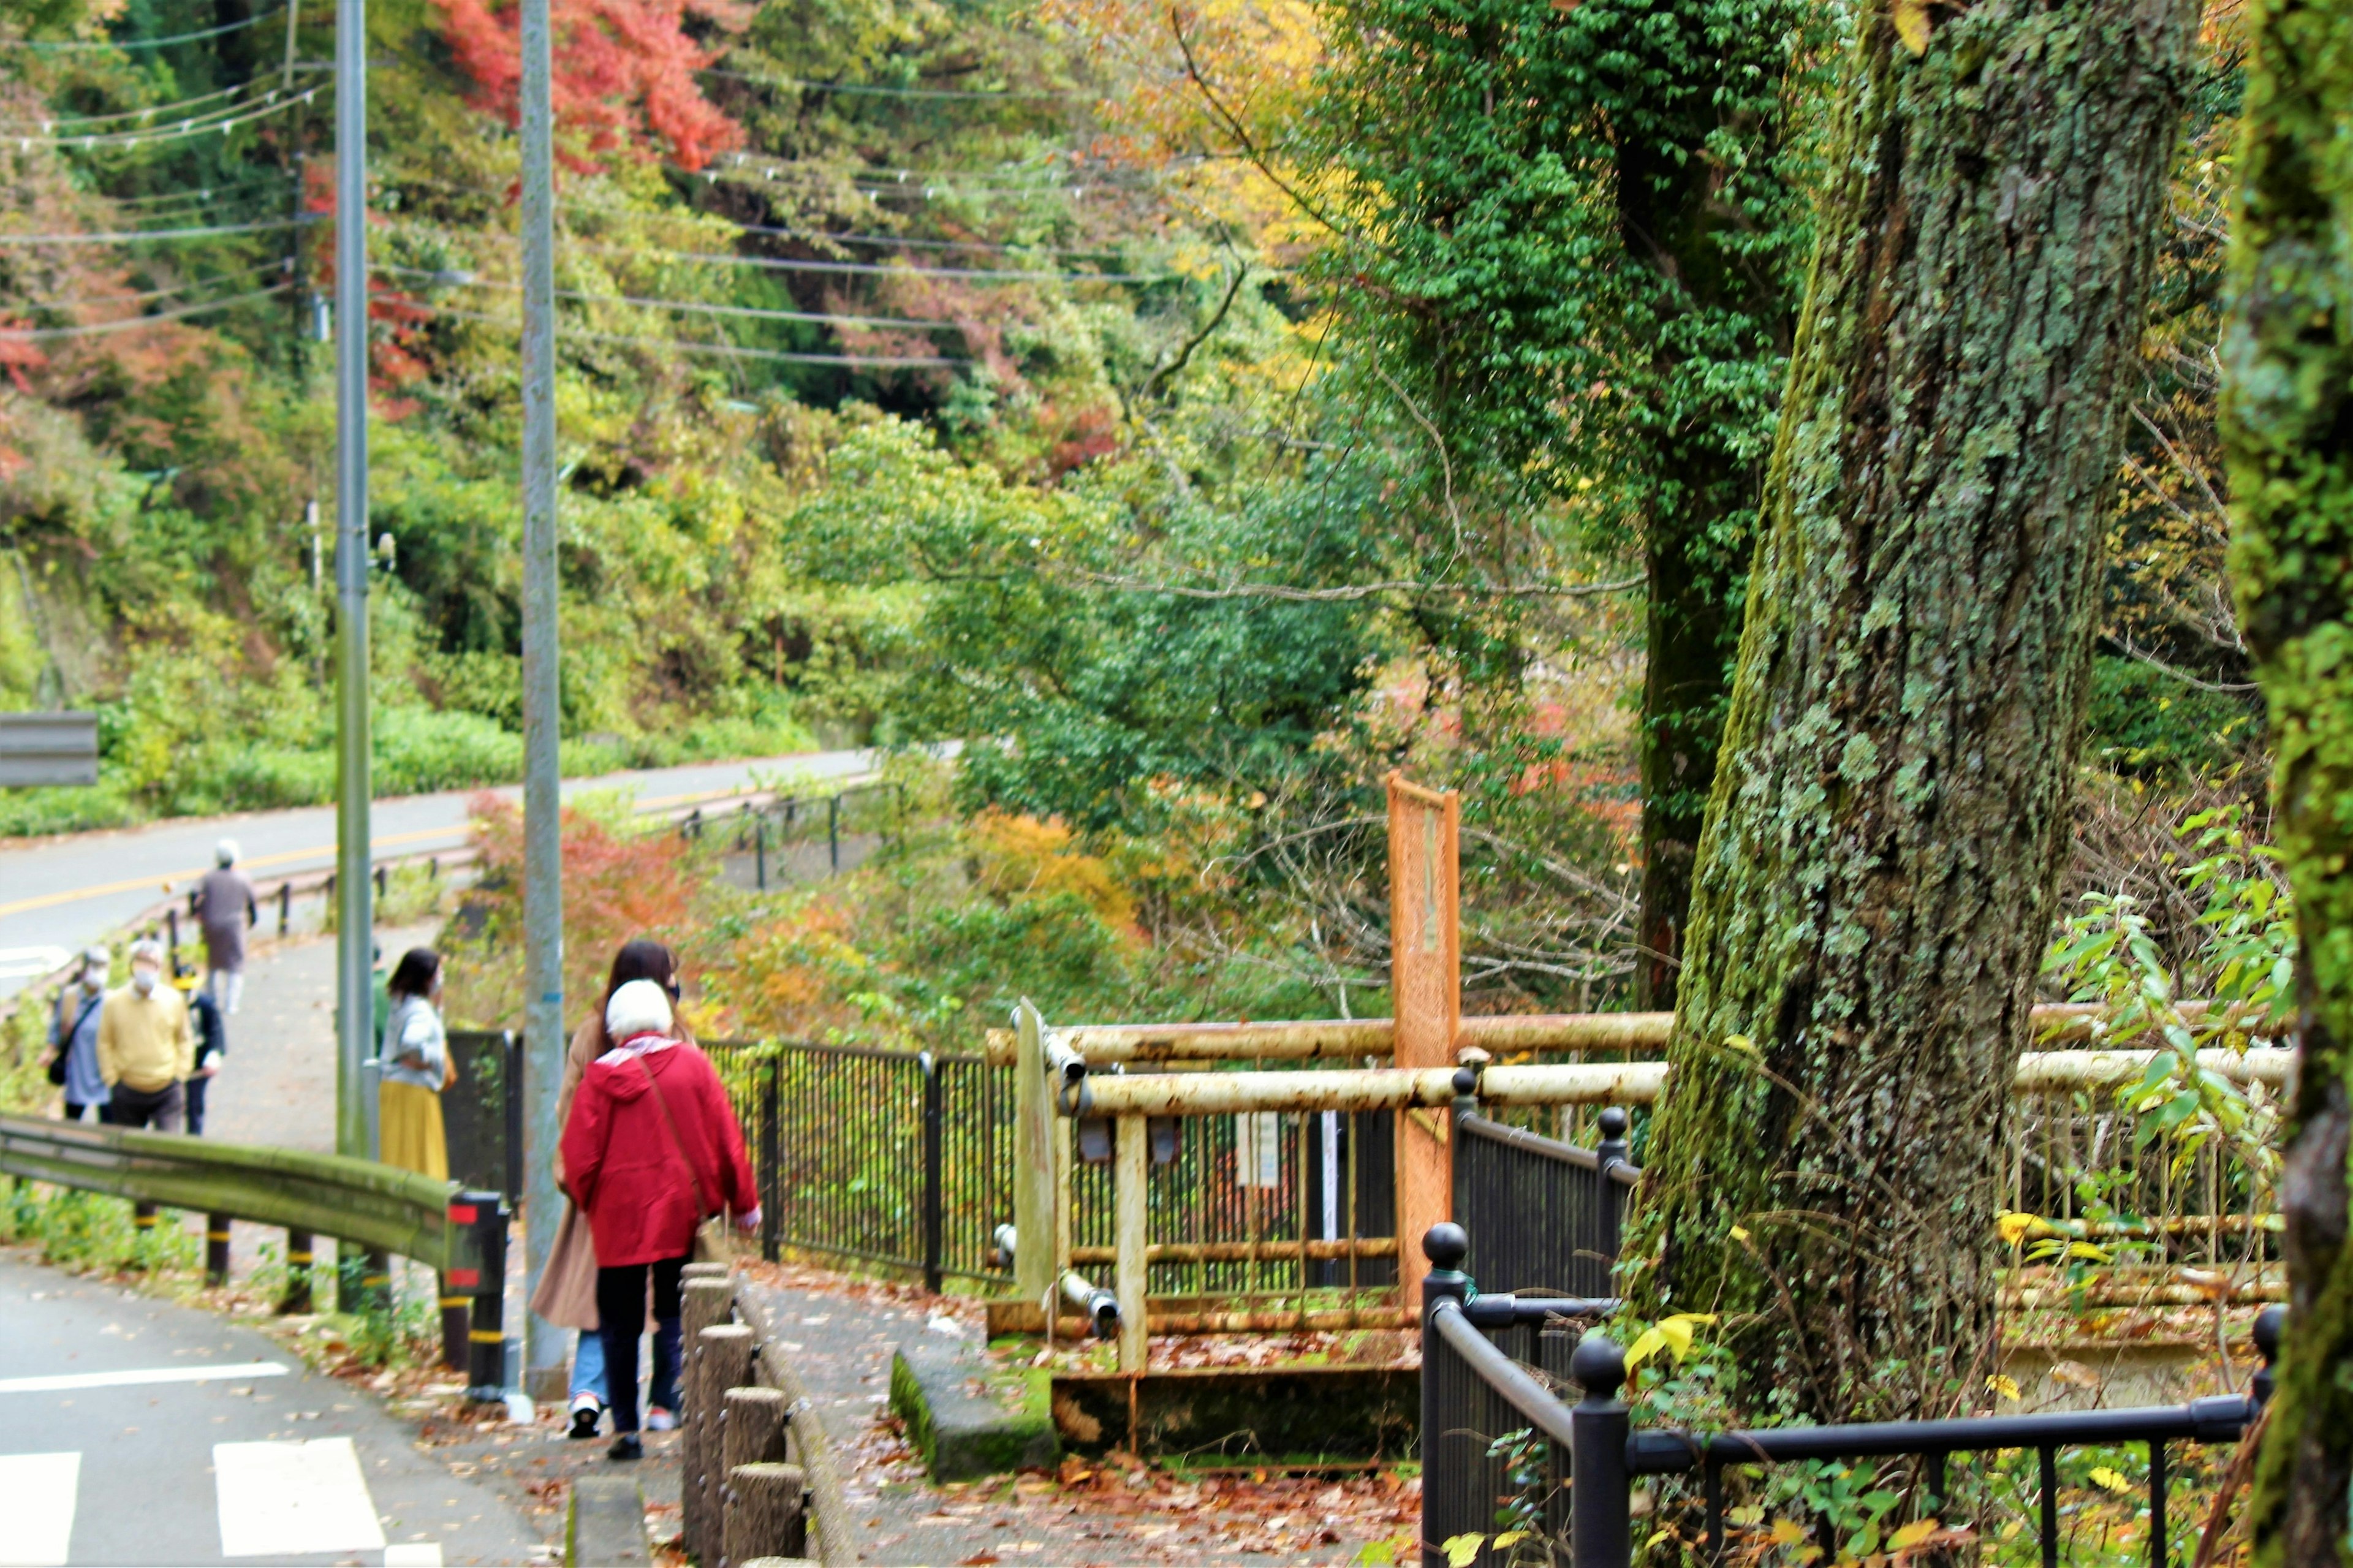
left=561, top=979, right=760, bottom=1460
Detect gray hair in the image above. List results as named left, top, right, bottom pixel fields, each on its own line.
left=127, top=938, right=165, bottom=966
left=216, top=839, right=239, bottom=868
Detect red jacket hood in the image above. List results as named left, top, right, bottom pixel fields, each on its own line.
left=585, top=1040, right=686, bottom=1103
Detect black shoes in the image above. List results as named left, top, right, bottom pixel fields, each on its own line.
left=608, top=1433, right=643, bottom=1462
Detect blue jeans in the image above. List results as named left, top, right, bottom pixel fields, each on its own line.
left=572, top=1327, right=609, bottom=1404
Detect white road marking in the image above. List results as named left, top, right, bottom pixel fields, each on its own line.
left=0, top=1360, right=289, bottom=1395
left=214, top=1437, right=388, bottom=1558
left=384, top=1546, right=444, bottom=1567
left=0, top=1452, right=80, bottom=1566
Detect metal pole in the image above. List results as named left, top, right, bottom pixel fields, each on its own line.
left=517, top=0, right=565, bottom=1405
left=921, top=1051, right=943, bottom=1293
left=332, top=0, right=374, bottom=1165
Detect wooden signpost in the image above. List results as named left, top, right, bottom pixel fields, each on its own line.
left=1385, top=772, right=1460, bottom=1305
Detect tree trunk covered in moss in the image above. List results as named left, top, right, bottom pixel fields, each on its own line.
left=1620, top=0, right=2195, bottom=1420
left=2220, top=1, right=2353, bottom=1557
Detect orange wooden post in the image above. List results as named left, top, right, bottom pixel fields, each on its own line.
left=1386, top=772, right=1460, bottom=1306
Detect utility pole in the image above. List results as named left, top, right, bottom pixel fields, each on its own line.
left=332, top=0, right=374, bottom=1165
left=518, top=0, right=566, bottom=1402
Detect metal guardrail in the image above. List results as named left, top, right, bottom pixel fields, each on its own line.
left=0, top=1113, right=475, bottom=1273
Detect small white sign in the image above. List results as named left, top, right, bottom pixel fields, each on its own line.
left=1235, top=1112, right=1283, bottom=1189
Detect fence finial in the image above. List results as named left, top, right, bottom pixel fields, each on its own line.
left=1422, top=1223, right=1471, bottom=1312
left=1571, top=1331, right=1627, bottom=1405
left=2252, top=1305, right=2284, bottom=1406
left=1595, top=1107, right=1631, bottom=1177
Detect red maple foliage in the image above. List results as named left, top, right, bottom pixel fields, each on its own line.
left=430, top=0, right=747, bottom=170
left=466, top=792, right=694, bottom=1012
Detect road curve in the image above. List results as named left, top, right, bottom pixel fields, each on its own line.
left=0, top=748, right=873, bottom=1002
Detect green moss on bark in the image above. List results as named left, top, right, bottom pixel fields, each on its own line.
left=2220, top=0, right=2353, bottom=1558
left=1620, top=0, right=2197, bottom=1422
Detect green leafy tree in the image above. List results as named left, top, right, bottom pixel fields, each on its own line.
left=1305, top=0, right=1832, bottom=1004
left=2219, top=0, right=2353, bottom=1553
left=1622, top=0, right=2197, bottom=1422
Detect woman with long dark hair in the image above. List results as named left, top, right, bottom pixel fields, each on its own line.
left=377, top=948, right=449, bottom=1179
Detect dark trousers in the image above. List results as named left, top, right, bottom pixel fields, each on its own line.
left=105, top=1081, right=184, bottom=1133
left=185, top=1074, right=210, bottom=1135
left=596, top=1256, right=686, bottom=1436
left=64, top=1100, right=103, bottom=1123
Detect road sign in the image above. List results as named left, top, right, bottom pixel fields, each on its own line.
left=0, top=713, right=99, bottom=787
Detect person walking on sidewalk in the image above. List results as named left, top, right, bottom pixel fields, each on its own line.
left=174, top=964, right=227, bottom=1135
left=47, top=947, right=112, bottom=1123
left=536, top=938, right=692, bottom=1441
left=377, top=949, right=452, bottom=1180
left=98, top=939, right=192, bottom=1131
left=560, top=979, right=759, bottom=1462
left=196, top=840, right=258, bottom=1015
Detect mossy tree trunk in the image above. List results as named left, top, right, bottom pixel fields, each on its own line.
left=1621, top=0, right=2195, bottom=1420
left=2220, top=1, right=2353, bottom=1557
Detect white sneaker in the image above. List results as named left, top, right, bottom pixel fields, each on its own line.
left=645, top=1407, right=677, bottom=1432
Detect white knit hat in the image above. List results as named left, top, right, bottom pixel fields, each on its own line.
left=216, top=839, right=239, bottom=868
left=605, top=979, right=675, bottom=1043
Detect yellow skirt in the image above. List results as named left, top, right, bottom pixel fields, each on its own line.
left=379, top=1081, right=448, bottom=1181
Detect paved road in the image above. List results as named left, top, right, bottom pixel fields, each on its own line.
left=0, top=1250, right=548, bottom=1566
left=0, top=750, right=873, bottom=1002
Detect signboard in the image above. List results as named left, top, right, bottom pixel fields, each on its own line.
left=0, top=713, right=99, bottom=787
left=1387, top=771, right=1460, bottom=1303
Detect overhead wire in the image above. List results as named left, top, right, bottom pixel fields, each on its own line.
left=373, top=262, right=972, bottom=331
left=1, top=9, right=287, bottom=52
left=1, top=260, right=290, bottom=311
left=698, top=65, right=1088, bottom=102
left=0, top=77, right=259, bottom=132
left=384, top=292, right=964, bottom=366
left=0, top=282, right=290, bottom=339
left=0, top=214, right=315, bottom=246
left=4, top=81, right=324, bottom=148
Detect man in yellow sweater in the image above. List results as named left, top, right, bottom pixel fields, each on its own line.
left=97, top=937, right=194, bottom=1132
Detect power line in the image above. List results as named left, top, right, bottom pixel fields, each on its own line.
left=699, top=65, right=1087, bottom=102
left=373, top=263, right=968, bottom=330
left=0, top=282, right=289, bottom=339
left=385, top=219, right=1168, bottom=284
left=382, top=292, right=966, bottom=366
left=0, top=214, right=314, bottom=246
left=0, top=77, right=257, bottom=132
left=2, top=260, right=289, bottom=310
left=3, top=9, right=289, bottom=52
left=6, top=82, right=324, bottom=148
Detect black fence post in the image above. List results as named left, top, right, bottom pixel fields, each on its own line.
left=1571, top=1333, right=1634, bottom=1568
left=277, top=881, right=292, bottom=936
left=1419, top=1223, right=1471, bottom=1568
left=760, top=1055, right=781, bottom=1263
left=921, top=1051, right=944, bottom=1294
left=205, top=1213, right=232, bottom=1287
left=165, top=907, right=180, bottom=971
left=827, top=795, right=840, bottom=871
left=755, top=817, right=767, bottom=890
left=1596, top=1107, right=1631, bottom=1258
left=450, top=1190, right=507, bottom=1399
left=502, top=1031, right=525, bottom=1207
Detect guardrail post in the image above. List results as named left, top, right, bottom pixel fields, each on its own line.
left=447, top=1191, right=507, bottom=1399
left=205, top=1213, right=232, bottom=1287
left=277, top=881, right=292, bottom=936
left=1115, top=1112, right=1148, bottom=1374
left=280, top=1230, right=314, bottom=1313
left=760, top=1055, right=781, bottom=1263
left=439, top=1271, right=468, bottom=1371
left=827, top=795, right=839, bottom=871
left=921, top=1051, right=944, bottom=1294
left=165, top=908, right=180, bottom=971
left=1569, top=1333, right=1633, bottom=1568
left=755, top=816, right=767, bottom=890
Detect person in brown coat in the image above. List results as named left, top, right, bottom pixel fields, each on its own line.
left=532, top=939, right=690, bottom=1440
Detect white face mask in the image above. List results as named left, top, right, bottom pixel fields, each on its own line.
left=84, top=965, right=107, bottom=988
left=131, top=968, right=159, bottom=996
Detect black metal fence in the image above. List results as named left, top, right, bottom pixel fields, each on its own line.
left=1452, top=1105, right=1635, bottom=1297
left=1416, top=1221, right=2281, bottom=1568
left=702, top=1038, right=1011, bottom=1290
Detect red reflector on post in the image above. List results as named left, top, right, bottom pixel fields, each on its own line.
left=446, top=1268, right=480, bottom=1288
left=449, top=1205, right=477, bottom=1225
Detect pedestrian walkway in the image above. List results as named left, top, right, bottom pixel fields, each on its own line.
left=0, top=1249, right=547, bottom=1566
